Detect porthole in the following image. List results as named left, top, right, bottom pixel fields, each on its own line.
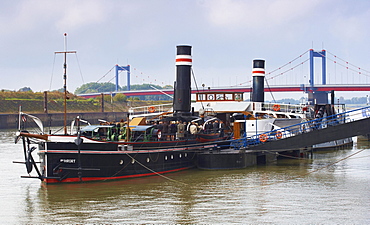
left=131, top=159, right=135, bottom=164
left=119, top=160, right=124, bottom=165
left=185, top=153, right=187, bottom=157
left=165, top=156, right=168, bottom=160
left=179, top=154, right=182, bottom=158
left=171, top=155, right=174, bottom=159
left=147, top=158, right=150, bottom=163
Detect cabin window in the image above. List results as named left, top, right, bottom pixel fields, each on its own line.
left=225, top=93, right=233, bottom=100
left=207, top=94, right=214, bottom=100
left=216, top=94, right=224, bottom=100
left=198, top=94, right=206, bottom=101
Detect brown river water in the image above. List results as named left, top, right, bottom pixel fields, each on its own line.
left=0, top=129, right=369, bottom=224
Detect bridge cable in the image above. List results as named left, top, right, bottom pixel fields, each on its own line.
left=224, top=50, right=310, bottom=87
left=326, top=51, right=370, bottom=75
left=265, top=49, right=309, bottom=77
left=96, top=65, right=115, bottom=83
left=265, top=58, right=310, bottom=82
left=316, top=51, right=370, bottom=81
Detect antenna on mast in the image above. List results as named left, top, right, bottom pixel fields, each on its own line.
left=55, top=33, right=76, bottom=134
left=64, top=32, right=67, bottom=51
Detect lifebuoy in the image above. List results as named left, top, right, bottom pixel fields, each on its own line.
left=157, top=130, right=162, bottom=139
left=259, top=134, right=268, bottom=142
left=276, top=131, right=282, bottom=139
left=273, top=104, right=280, bottom=111
left=148, top=106, right=156, bottom=113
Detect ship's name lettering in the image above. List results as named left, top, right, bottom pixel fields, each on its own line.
left=60, top=159, right=76, bottom=163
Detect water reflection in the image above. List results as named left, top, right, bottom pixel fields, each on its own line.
left=32, top=170, right=204, bottom=224
left=30, top=151, right=361, bottom=224
left=2, top=130, right=369, bottom=224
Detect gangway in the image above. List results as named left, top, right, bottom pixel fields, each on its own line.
left=231, top=106, right=370, bottom=151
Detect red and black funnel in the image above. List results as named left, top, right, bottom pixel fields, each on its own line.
left=251, top=59, right=265, bottom=103
left=173, top=45, right=192, bottom=117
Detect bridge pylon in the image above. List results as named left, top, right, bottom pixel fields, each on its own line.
left=309, top=49, right=326, bottom=86
left=115, top=64, right=130, bottom=92
left=308, top=49, right=328, bottom=104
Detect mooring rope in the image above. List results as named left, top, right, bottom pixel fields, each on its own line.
left=243, top=148, right=366, bottom=188
left=124, top=152, right=188, bottom=186
left=264, top=150, right=307, bottom=160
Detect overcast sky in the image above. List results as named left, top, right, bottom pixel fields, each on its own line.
left=1, top=0, right=370, bottom=99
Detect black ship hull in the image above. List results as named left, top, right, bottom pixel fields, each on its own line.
left=38, top=139, right=214, bottom=184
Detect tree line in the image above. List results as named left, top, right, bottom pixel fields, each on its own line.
left=3, top=84, right=369, bottom=104
left=74, top=82, right=173, bottom=95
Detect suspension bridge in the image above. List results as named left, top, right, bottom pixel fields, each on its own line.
left=78, top=49, right=370, bottom=98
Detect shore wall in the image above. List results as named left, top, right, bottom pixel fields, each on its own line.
left=0, top=112, right=127, bottom=130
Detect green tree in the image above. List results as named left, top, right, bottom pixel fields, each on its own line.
left=18, top=87, right=32, bottom=92
left=75, top=82, right=119, bottom=94
left=75, top=82, right=172, bottom=95
left=162, top=85, right=173, bottom=89
left=113, top=93, right=127, bottom=102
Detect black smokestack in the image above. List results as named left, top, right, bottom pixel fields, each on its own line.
left=173, top=45, right=192, bottom=117
left=251, top=59, right=265, bottom=102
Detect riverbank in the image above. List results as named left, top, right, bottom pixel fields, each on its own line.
left=0, top=97, right=171, bottom=130
left=0, top=112, right=127, bottom=130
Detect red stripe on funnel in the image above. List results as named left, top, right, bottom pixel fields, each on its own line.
left=252, top=71, right=265, bottom=74
left=176, top=58, right=192, bottom=62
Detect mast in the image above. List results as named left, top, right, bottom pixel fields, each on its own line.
left=55, top=33, right=76, bottom=134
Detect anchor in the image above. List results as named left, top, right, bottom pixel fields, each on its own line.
left=13, top=135, right=44, bottom=181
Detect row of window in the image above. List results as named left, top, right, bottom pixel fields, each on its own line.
left=128, top=152, right=189, bottom=164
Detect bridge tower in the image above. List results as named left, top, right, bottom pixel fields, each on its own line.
left=308, top=49, right=327, bottom=104
left=115, top=65, right=131, bottom=92
left=309, top=49, right=326, bottom=86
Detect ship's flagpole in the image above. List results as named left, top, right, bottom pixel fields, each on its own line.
left=55, top=33, right=76, bottom=134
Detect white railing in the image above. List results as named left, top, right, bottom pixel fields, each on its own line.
left=128, top=103, right=173, bottom=116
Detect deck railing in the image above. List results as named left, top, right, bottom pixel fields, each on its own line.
left=128, top=103, right=173, bottom=116
left=230, top=105, right=370, bottom=150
